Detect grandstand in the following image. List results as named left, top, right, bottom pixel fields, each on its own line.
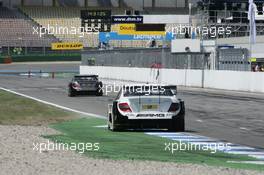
left=0, top=0, right=263, bottom=69
left=0, top=6, right=58, bottom=47
left=19, top=6, right=132, bottom=48
left=0, top=0, right=189, bottom=9
left=20, top=7, right=98, bottom=47
left=0, top=0, right=190, bottom=50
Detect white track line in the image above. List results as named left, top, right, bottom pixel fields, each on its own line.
left=93, top=125, right=108, bottom=128
left=251, top=155, right=264, bottom=160
left=171, top=138, right=214, bottom=142
left=224, top=151, right=264, bottom=155
left=159, top=135, right=205, bottom=138
left=227, top=161, right=264, bottom=165
left=0, top=87, right=106, bottom=119
left=227, top=146, right=255, bottom=150
left=145, top=132, right=264, bottom=162
left=146, top=132, right=185, bottom=135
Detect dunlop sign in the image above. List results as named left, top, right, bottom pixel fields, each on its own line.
left=51, top=42, right=84, bottom=50
left=117, top=24, right=165, bottom=35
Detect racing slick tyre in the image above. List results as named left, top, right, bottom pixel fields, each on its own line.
left=108, top=113, right=119, bottom=131
left=96, top=82, right=103, bottom=96
left=96, top=90, right=103, bottom=96
left=108, top=102, right=126, bottom=132
left=68, top=88, right=76, bottom=97
left=168, top=101, right=185, bottom=132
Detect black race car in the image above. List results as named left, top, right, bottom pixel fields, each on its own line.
left=68, top=75, right=103, bottom=97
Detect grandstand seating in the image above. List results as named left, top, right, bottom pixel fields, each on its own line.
left=143, top=7, right=188, bottom=15
left=21, top=7, right=98, bottom=47
left=0, top=4, right=176, bottom=49
left=98, top=0, right=112, bottom=7
left=20, top=6, right=153, bottom=48
left=122, top=0, right=143, bottom=10
left=0, top=7, right=59, bottom=47
left=123, top=0, right=186, bottom=10
left=80, top=0, right=99, bottom=6
left=90, top=0, right=100, bottom=6
left=58, top=0, right=79, bottom=6
left=110, top=0, right=119, bottom=7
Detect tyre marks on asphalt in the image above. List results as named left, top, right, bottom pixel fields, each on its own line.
left=145, top=132, right=264, bottom=161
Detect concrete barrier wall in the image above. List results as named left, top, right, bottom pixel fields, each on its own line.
left=80, top=66, right=153, bottom=83
left=204, top=70, right=264, bottom=93
left=80, top=66, right=264, bottom=93
left=160, top=69, right=203, bottom=87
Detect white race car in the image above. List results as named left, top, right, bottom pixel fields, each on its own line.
left=107, top=85, right=185, bottom=132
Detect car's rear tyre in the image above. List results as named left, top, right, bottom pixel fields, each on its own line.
left=96, top=90, right=103, bottom=96
left=170, top=116, right=185, bottom=132
left=108, top=101, right=127, bottom=131
left=168, top=101, right=185, bottom=132
left=68, top=88, right=76, bottom=97
left=96, top=82, right=103, bottom=96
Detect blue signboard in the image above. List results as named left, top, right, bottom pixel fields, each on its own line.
left=99, top=32, right=175, bottom=42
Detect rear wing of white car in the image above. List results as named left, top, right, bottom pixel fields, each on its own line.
left=121, top=85, right=177, bottom=95
left=164, top=85, right=177, bottom=95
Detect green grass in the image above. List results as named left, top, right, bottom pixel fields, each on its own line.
left=46, top=118, right=264, bottom=171
left=1, top=89, right=263, bottom=171
left=0, top=90, right=78, bottom=125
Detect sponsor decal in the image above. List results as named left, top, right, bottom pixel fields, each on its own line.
left=51, top=42, right=83, bottom=50
left=250, top=57, right=257, bottom=62
left=112, top=16, right=143, bottom=24
left=99, top=32, right=174, bottom=42
left=136, top=114, right=165, bottom=117
left=117, top=24, right=166, bottom=35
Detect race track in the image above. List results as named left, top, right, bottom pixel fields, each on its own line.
left=0, top=63, right=263, bottom=149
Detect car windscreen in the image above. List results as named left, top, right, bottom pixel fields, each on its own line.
left=123, top=86, right=173, bottom=97
left=74, top=76, right=97, bottom=81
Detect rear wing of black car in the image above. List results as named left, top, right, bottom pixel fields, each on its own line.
left=74, top=75, right=98, bottom=78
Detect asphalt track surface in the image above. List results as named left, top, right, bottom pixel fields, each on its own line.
left=0, top=63, right=263, bottom=149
